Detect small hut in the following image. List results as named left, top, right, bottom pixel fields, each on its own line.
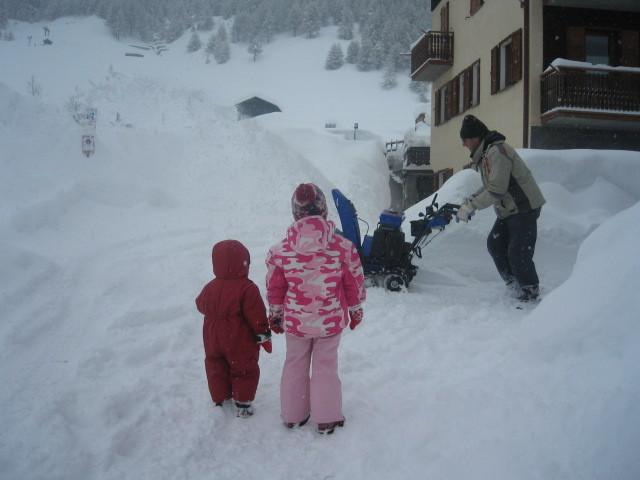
left=235, top=96, right=281, bottom=120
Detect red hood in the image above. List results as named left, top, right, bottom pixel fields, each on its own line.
left=212, top=240, right=250, bottom=279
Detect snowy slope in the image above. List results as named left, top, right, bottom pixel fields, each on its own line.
left=1, top=16, right=640, bottom=480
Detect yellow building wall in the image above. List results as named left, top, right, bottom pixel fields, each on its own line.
left=430, top=0, right=527, bottom=173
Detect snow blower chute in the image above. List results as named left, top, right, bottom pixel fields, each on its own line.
left=332, top=189, right=459, bottom=291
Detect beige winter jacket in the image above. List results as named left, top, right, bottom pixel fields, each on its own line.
left=468, top=131, right=545, bottom=219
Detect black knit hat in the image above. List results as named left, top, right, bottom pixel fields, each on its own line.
left=460, top=115, right=489, bottom=139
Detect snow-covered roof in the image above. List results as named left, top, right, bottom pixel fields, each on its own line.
left=544, top=58, right=640, bottom=75
left=544, top=106, right=640, bottom=116
left=235, top=96, right=282, bottom=119
left=403, top=124, right=431, bottom=148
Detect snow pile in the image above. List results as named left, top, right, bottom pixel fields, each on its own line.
left=1, top=16, right=640, bottom=480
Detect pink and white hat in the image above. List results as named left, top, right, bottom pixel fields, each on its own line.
left=291, top=183, right=328, bottom=221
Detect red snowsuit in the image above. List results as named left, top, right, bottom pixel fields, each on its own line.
left=196, top=240, right=270, bottom=404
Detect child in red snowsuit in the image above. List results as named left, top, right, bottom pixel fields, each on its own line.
left=196, top=239, right=272, bottom=418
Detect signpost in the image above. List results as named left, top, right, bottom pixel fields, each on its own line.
left=78, top=108, right=97, bottom=157
left=353, top=122, right=358, bottom=140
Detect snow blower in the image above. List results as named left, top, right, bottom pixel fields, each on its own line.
left=332, top=189, right=459, bottom=291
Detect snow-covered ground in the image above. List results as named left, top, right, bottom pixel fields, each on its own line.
left=1, top=16, right=639, bottom=480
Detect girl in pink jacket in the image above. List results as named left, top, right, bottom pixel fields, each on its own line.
left=266, top=183, right=365, bottom=434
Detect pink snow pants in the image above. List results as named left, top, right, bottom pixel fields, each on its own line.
left=280, top=333, right=344, bottom=425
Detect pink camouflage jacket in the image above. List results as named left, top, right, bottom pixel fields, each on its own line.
left=266, top=215, right=366, bottom=338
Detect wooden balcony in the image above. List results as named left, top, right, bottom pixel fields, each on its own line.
left=410, top=31, right=454, bottom=82
left=541, top=65, right=640, bottom=130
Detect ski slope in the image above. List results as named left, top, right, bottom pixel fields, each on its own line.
left=1, top=16, right=640, bottom=480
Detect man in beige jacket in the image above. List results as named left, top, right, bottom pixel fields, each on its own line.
left=456, top=115, right=545, bottom=302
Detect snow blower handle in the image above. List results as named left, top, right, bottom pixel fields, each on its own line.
left=429, top=202, right=461, bottom=228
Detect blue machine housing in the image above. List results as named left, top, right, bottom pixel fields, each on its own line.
left=331, top=188, right=459, bottom=291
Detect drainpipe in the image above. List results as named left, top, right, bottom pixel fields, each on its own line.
left=522, top=0, right=530, bottom=147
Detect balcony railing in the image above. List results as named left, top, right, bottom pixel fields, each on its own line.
left=410, top=31, right=454, bottom=82
left=541, top=65, right=640, bottom=121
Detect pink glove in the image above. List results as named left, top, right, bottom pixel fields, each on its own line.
left=268, top=305, right=284, bottom=334
left=349, top=307, right=363, bottom=330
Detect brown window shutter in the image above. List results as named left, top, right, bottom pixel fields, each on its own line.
left=511, top=29, right=523, bottom=84
left=464, top=68, right=471, bottom=110
left=470, top=0, right=483, bottom=16
left=566, top=26, right=585, bottom=61
left=434, top=87, right=441, bottom=126
left=621, top=30, right=640, bottom=67
left=444, top=83, right=451, bottom=121
left=491, top=46, right=499, bottom=94
left=441, top=2, right=449, bottom=32
left=452, top=77, right=459, bottom=115
left=475, top=60, right=481, bottom=105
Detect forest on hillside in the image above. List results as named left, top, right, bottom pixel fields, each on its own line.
left=0, top=0, right=432, bottom=74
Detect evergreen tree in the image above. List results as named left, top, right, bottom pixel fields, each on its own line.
left=345, top=40, right=359, bottom=64
left=337, top=5, right=354, bottom=40
left=301, top=3, right=321, bottom=39
left=214, top=25, right=230, bottom=64
left=371, top=41, right=385, bottom=70
left=381, top=55, right=398, bottom=89
left=187, top=32, right=202, bottom=52
left=205, top=32, right=216, bottom=63
left=0, top=7, right=7, bottom=30
left=357, top=37, right=375, bottom=71
left=286, top=3, right=303, bottom=37
left=325, top=43, right=344, bottom=70
left=198, top=16, right=214, bottom=31
left=247, top=38, right=263, bottom=62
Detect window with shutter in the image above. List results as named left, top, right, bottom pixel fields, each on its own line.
left=491, top=30, right=522, bottom=95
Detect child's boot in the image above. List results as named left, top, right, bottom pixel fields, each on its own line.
left=285, top=415, right=310, bottom=429
left=317, top=419, right=345, bottom=435
left=235, top=401, right=254, bottom=418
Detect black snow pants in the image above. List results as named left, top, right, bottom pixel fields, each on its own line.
left=487, top=208, right=541, bottom=289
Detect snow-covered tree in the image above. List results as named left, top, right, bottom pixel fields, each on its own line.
left=198, top=16, right=214, bottom=32
left=285, top=3, right=303, bottom=37
left=325, top=43, right=344, bottom=70
left=214, top=25, right=230, bottom=64
left=301, top=3, right=321, bottom=39
left=0, top=7, right=7, bottom=30
left=187, top=32, right=202, bottom=52
left=381, top=55, right=398, bottom=89
left=247, top=39, right=263, bottom=62
left=337, top=5, right=354, bottom=41
left=26, top=75, right=41, bottom=97
left=205, top=33, right=216, bottom=63
left=357, top=37, right=376, bottom=72
left=346, top=40, right=359, bottom=64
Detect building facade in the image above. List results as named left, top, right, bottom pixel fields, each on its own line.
left=411, top=0, right=640, bottom=173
